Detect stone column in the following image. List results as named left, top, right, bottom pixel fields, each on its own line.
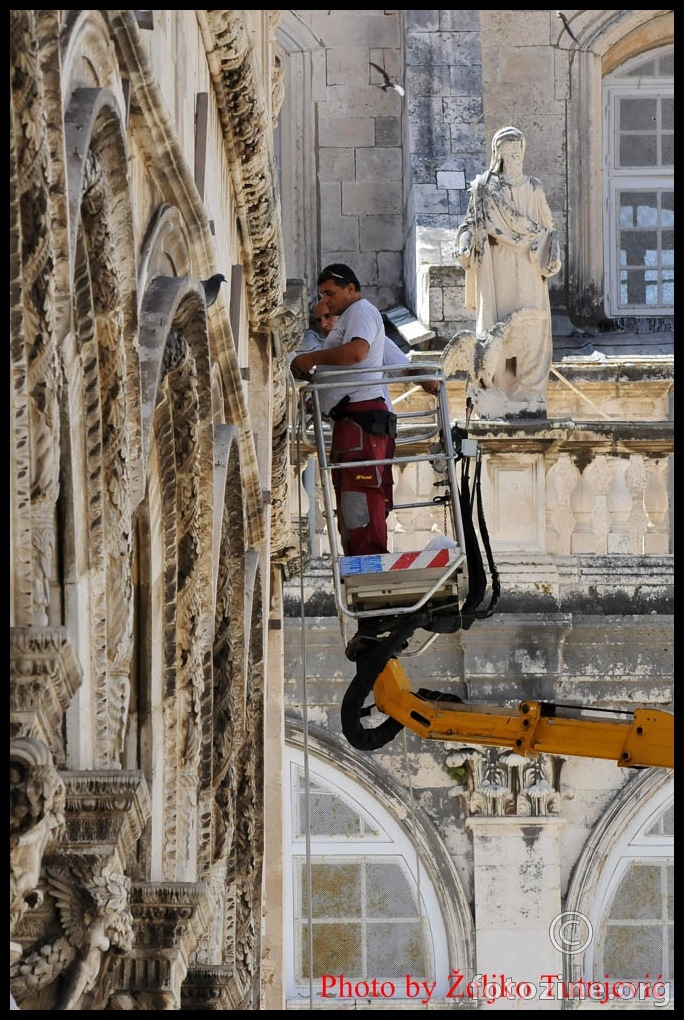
left=642, top=457, right=669, bottom=554
left=466, top=816, right=566, bottom=1011
left=606, top=456, right=633, bottom=554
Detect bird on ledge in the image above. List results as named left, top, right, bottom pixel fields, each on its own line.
left=201, top=273, right=226, bottom=308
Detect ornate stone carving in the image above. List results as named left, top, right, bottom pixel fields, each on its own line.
left=229, top=637, right=265, bottom=1009
left=204, top=10, right=284, bottom=326
left=158, top=328, right=208, bottom=876
left=270, top=282, right=309, bottom=573
left=80, top=146, right=136, bottom=764
left=446, top=746, right=563, bottom=816
left=10, top=627, right=82, bottom=764
left=11, top=854, right=133, bottom=1009
left=11, top=771, right=149, bottom=1009
left=10, top=8, right=61, bottom=627
left=10, top=738, right=66, bottom=954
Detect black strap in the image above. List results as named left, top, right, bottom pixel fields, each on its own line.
left=328, top=395, right=351, bottom=420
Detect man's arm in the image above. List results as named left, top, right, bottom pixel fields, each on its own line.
left=291, top=338, right=369, bottom=380
left=383, top=337, right=439, bottom=395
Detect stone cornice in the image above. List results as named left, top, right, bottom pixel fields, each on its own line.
left=465, top=418, right=675, bottom=458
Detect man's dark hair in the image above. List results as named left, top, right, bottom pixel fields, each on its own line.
left=318, top=263, right=361, bottom=291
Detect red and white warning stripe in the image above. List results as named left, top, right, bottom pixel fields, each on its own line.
left=387, top=548, right=453, bottom=570
left=340, top=546, right=459, bottom=576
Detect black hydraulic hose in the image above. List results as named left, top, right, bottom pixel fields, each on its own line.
left=473, top=457, right=500, bottom=618
left=458, top=462, right=487, bottom=628
left=340, top=616, right=426, bottom=751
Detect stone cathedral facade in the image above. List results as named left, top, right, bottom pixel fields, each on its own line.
left=10, top=9, right=674, bottom=1012
left=10, top=9, right=304, bottom=1010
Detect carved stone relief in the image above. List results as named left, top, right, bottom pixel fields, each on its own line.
left=446, top=746, right=563, bottom=817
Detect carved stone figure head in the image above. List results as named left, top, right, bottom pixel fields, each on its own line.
left=489, top=125, right=525, bottom=173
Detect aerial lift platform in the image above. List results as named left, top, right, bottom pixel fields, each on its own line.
left=292, top=361, right=673, bottom=769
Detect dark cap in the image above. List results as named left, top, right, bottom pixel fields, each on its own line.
left=318, top=263, right=361, bottom=290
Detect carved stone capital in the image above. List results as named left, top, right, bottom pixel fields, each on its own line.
left=181, top=965, right=238, bottom=1010
left=10, top=627, right=82, bottom=764
left=446, top=747, right=563, bottom=816
left=111, top=882, right=214, bottom=1008
left=60, top=770, right=151, bottom=864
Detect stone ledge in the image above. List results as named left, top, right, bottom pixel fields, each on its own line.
left=385, top=305, right=435, bottom=346
left=284, top=555, right=674, bottom=617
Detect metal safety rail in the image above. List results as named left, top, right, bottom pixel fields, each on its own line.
left=293, top=362, right=474, bottom=648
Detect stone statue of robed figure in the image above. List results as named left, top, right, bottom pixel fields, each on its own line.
left=444, top=125, right=562, bottom=419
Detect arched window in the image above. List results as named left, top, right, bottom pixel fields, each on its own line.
left=284, top=742, right=466, bottom=1006
left=565, top=769, right=673, bottom=1006
left=603, top=46, right=674, bottom=317
left=593, top=798, right=673, bottom=986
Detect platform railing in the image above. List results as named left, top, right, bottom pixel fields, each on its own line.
left=292, top=362, right=473, bottom=635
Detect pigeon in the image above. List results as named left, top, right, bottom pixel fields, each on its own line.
left=201, top=273, right=226, bottom=308
left=370, top=62, right=405, bottom=98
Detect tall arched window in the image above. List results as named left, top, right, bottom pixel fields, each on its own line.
left=284, top=740, right=469, bottom=1007
left=603, top=46, right=674, bottom=318
left=593, top=798, right=673, bottom=987
left=565, top=769, right=673, bottom=1005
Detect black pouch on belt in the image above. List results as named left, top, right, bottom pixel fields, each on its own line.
left=346, top=410, right=397, bottom=438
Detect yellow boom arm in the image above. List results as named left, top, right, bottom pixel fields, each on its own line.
left=374, top=659, right=674, bottom=768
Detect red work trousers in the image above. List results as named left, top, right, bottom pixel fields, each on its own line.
left=330, top=399, right=395, bottom=557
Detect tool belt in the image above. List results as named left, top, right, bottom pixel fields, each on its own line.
left=329, top=396, right=397, bottom=438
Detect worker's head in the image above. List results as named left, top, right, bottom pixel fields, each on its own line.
left=312, top=300, right=338, bottom=337
left=317, top=264, right=362, bottom=316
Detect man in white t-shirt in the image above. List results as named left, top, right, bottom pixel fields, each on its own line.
left=298, top=298, right=420, bottom=412
left=290, top=265, right=397, bottom=556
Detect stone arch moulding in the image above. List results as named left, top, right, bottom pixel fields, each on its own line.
left=285, top=718, right=476, bottom=984
left=60, top=10, right=129, bottom=104
left=64, top=87, right=136, bottom=304
left=138, top=205, right=193, bottom=301
left=563, top=767, right=673, bottom=987
left=10, top=10, right=65, bottom=628
left=59, top=85, right=144, bottom=769
left=138, top=276, right=213, bottom=468
left=63, top=86, right=143, bottom=502
left=203, top=9, right=286, bottom=329
left=145, top=324, right=215, bottom=882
